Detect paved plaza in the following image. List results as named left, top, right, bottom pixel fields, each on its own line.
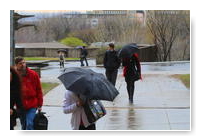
left=15, top=60, right=190, bottom=130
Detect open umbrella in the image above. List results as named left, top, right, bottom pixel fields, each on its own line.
left=118, top=43, right=139, bottom=58
left=57, top=49, right=67, bottom=53
left=76, top=46, right=83, bottom=49
left=58, top=67, right=119, bottom=101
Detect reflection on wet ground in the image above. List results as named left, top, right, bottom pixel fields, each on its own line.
left=96, top=107, right=190, bottom=130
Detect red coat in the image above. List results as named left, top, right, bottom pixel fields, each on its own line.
left=123, top=53, right=142, bottom=79
left=21, top=67, right=43, bottom=110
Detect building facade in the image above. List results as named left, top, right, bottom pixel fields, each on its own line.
left=64, top=10, right=146, bottom=28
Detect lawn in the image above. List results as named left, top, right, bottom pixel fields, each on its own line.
left=24, top=57, right=80, bottom=61
left=172, top=74, right=190, bottom=88
left=41, top=82, right=59, bottom=95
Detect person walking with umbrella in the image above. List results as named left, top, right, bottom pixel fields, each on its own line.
left=80, top=46, right=89, bottom=67
left=63, top=90, right=96, bottom=130
left=118, top=43, right=142, bottom=103
left=58, top=67, right=119, bottom=130
left=103, top=43, right=121, bottom=86
left=58, top=50, right=66, bottom=68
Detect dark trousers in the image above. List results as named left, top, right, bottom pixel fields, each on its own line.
left=80, top=57, right=88, bottom=66
left=105, top=69, right=118, bottom=86
left=79, top=124, right=96, bottom=130
left=125, top=76, right=135, bottom=102
left=60, top=61, right=64, bottom=68
left=10, top=115, right=16, bottom=130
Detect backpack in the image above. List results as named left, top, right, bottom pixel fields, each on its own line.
left=34, top=111, right=48, bottom=130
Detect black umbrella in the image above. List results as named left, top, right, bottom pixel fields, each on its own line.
left=58, top=67, right=119, bottom=101
left=118, top=43, right=139, bottom=58
left=57, top=49, right=67, bottom=53
left=76, top=46, right=83, bottom=49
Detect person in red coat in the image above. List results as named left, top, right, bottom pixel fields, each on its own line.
left=122, top=53, right=142, bottom=103
left=15, top=56, right=43, bottom=130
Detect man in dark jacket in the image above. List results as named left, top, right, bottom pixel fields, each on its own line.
left=80, top=46, right=89, bottom=66
left=103, top=43, right=121, bottom=86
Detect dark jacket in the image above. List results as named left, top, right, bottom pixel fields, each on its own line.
left=10, top=67, right=24, bottom=111
left=103, top=50, right=121, bottom=70
left=80, top=48, right=88, bottom=58
left=10, top=67, right=24, bottom=128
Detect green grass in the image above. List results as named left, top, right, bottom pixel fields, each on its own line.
left=41, top=82, right=59, bottom=95
left=24, top=57, right=79, bottom=61
left=172, top=74, right=190, bottom=88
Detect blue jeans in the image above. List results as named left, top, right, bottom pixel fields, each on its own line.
left=20, top=108, right=37, bottom=130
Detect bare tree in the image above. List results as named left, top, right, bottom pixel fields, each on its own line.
left=15, top=13, right=80, bottom=43
left=146, top=10, right=184, bottom=61
left=92, top=15, right=145, bottom=44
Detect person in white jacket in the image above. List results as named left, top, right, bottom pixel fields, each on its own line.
left=63, top=90, right=96, bottom=130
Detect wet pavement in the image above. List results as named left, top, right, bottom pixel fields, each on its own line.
left=15, top=59, right=190, bottom=130
left=40, top=59, right=190, bottom=83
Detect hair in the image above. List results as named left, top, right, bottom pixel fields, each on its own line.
left=109, top=43, right=115, bottom=49
left=10, top=66, right=22, bottom=98
left=15, top=56, right=24, bottom=64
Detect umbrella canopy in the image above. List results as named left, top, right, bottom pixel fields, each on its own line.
left=58, top=67, right=119, bottom=101
left=118, top=43, right=139, bottom=58
left=57, top=49, right=67, bottom=53
left=76, top=46, right=83, bottom=49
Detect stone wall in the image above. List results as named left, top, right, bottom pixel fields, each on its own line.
left=138, top=45, right=157, bottom=62
left=15, top=45, right=157, bottom=62
left=16, top=47, right=99, bottom=58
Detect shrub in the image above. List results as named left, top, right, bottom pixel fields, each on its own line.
left=60, top=37, right=86, bottom=47
left=96, top=46, right=107, bottom=65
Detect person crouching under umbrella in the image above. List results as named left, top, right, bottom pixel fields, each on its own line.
left=63, top=89, right=96, bottom=130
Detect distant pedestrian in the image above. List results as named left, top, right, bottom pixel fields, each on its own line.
left=59, top=52, right=65, bottom=68
left=80, top=46, right=89, bottom=66
left=10, top=66, right=24, bottom=130
left=103, top=43, right=121, bottom=86
left=122, top=53, right=141, bottom=103
left=63, top=90, right=96, bottom=130
left=15, top=56, right=43, bottom=130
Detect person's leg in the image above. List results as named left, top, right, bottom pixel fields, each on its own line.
left=79, top=124, right=96, bottom=130
left=84, top=57, right=89, bottom=66
left=59, top=61, right=62, bottom=68
left=86, top=123, right=96, bottom=130
left=125, top=76, right=131, bottom=102
left=80, top=58, right=84, bottom=66
left=111, top=69, right=118, bottom=86
left=19, top=111, right=26, bottom=130
left=129, top=80, right=135, bottom=103
left=62, top=61, right=64, bottom=68
left=10, top=115, right=15, bottom=130
left=25, top=108, right=37, bottom=130
left=105, top=70, right=112, bottom=83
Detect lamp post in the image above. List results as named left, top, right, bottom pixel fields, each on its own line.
left=10, top=10, right=14, bottom=66
left=10, top=10, right=35, bottom=66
